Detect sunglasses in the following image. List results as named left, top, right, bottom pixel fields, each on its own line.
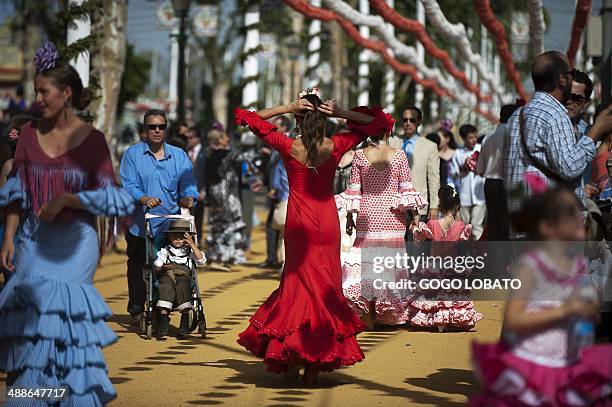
left=403, top=118, right=418, bottom=124
left=146, top=124, right=167, bottom=131
left=569, top=93, right=587, bottom=104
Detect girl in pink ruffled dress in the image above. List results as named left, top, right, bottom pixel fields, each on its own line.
left=338, top=131, right=427, bottom=328
left=471, top=185, right=612, bottom=406
left=410, top=185, right=484, bottom=331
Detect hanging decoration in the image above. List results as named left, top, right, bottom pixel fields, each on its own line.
left=371, top=0, right=496, bottom=102
left=282, top=0, right=498, bottom=123
left=418, top=0, right=507, bottom=102
left=567, top=0, right=592, bottom=67
left=321, top=0, right=457, bottom=95
left=283, top=0, right=448, bottom=97
left=473, top=0, right=528, bottom=100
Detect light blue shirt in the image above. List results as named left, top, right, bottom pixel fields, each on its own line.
left=271, top=160, right=289, bottom=202
left=401, top=135, right=418, bottom=165
left=120, top=141, right=198, bottom=237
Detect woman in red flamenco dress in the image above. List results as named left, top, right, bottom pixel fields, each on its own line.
left=234, top=92, right=392, bottom=384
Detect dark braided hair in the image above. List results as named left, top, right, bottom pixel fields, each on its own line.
left=298, top=94, right=327, bottom=166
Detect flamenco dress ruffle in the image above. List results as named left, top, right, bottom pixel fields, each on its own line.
left=0, top=176, right=135, bottom=406
left=470, top=341, right=612, bottom=406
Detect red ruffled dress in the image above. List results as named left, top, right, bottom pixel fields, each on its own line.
left=471, top=250, right=612, bottom=406
left=409, top=220, right=484, bottom=330
left=234, top=107, right=388, bottom=373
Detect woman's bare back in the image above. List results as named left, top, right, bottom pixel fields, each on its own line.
left=290, top=137, right=335, bottom=167
left=363, top=144, right=397, bottom=171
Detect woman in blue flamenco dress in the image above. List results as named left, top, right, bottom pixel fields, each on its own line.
left=0, top=42, right=135, bottom=405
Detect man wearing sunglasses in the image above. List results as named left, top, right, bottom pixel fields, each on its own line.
left=120, top=109, right=199, bottom=323
left=503, top=51, right=612, bottom=239
left=400, top=106, right=440, bottom=222
left=565, top=69, right=592, bottom=138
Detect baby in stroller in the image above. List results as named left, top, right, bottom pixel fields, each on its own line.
left=154, top=219, right=206, bottom=338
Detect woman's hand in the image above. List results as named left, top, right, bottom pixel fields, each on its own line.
left=37, top=194, right=68, bottom=222
left=1, top=238, right=15, bottom=272
left=346, top=213, right=355, bottom=236
left=318, top=99, right=341, bottom=117
left=287, top=99, right=314, bottom=114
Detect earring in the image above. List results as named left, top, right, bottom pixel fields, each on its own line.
left=64, top=99, right=70, bottom=121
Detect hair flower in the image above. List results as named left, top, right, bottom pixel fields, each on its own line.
left=297, top=87, right=320, bottom=100
left=33, top=41, right=59, bottom=73
left=8, top=128, right=19, bottom=141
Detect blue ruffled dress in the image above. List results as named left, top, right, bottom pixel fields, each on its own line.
left=0, top=122, right=135, bottom=406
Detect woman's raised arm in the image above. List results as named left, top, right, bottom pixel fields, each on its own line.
left=318, top=99, right=375, bottom=125
left=255, top=99, right=314, bottom=120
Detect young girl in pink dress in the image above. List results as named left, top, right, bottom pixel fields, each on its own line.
left=338, top=130, right=427, bottom=328
left=471, top=185, right=612, bottom=406
left=410, top=185, right=484, bottom=331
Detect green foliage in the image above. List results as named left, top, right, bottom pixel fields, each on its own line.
left=117, top=44, right=151, bottom=118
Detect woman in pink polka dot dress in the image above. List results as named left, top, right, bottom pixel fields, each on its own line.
left=337, top=133, right=426, bottom=328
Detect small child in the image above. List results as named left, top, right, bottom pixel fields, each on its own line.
left=154, top=219, right=206, bottom=339
left=471, top=184, right=612, bottom=406
left=409, top=185, right=483, bottom=332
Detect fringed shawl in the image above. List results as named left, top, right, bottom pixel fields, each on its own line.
left=10, top=121, right=116, bottom=222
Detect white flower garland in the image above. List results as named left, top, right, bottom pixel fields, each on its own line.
left=322, top=0, right=457, bottom=95
left=419, top=0, right=509, bottom=102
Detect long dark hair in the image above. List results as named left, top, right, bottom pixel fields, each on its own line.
left=298, top=94, right=327, bottom=165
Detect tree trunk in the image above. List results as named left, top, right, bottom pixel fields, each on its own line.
left=90, top=0, right=128, bottom=156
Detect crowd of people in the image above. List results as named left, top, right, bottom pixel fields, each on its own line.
left=0, top=40, right=611, bottom=406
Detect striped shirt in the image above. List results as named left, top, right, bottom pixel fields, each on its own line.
left=503, top=91, right=596, bottom=214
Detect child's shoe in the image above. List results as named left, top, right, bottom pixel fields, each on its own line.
left=177, top=312, right=191, bottom=339
left=156, top=314, right=170, bottom=339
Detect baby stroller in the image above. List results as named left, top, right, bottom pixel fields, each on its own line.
left=140, top=212, right=207, bottom=339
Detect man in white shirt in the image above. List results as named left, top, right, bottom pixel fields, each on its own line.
left=452, top=124, right=486, bottom=240
left=476, top=104, right=520, bottom=241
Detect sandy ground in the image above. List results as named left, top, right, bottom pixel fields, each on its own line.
left=1, top=215, right=503, bottom=406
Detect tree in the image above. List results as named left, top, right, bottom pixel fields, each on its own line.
left=10, top=0, right=57, bottom=102
left=190, top=0, right=294, bottom=128
left=90, top=0, right=129, bottom=149
left=116, top=44, right=151, bottom=119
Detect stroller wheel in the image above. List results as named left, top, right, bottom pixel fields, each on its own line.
left=139, top=314, right=146, bottom=335
left=198, top=321, right=206, bottom=339
left=146, top=324, right=153, bottom=340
